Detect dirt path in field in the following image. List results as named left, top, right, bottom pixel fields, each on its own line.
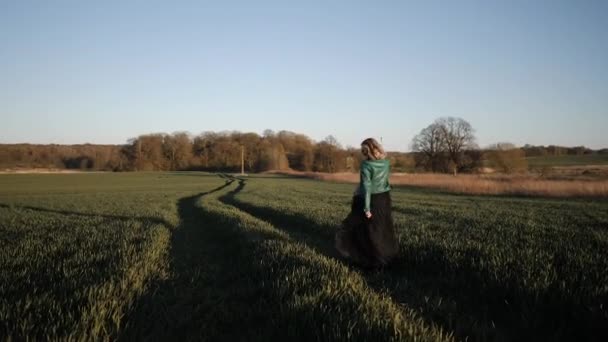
left=119, top=179, right=237, bottom=340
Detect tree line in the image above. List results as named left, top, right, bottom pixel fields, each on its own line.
left=0, top=144, right=125, bottom=171
left=1, top=120, right=605, bottom=173
left=0, top=130, right=412, bottom=173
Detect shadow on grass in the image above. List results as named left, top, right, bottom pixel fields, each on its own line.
left=120, top=177, right=413, bottom=341
left=219, top=181, right=339, bottom=260
left=219, top=181, right=608, bottom=342
left=0, top=201, right=182, bottom=340
left=0, top=203, right=173, bottom=229
left=119, top=179, right=244, bottom=340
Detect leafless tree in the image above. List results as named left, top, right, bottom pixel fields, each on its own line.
left=163, top=132, right=192, bottom=170
left=411, top=122, right=446, bottom=172
left=436, top=117, right=476, bottom=173
left=411, top=117, right=478, bottom=173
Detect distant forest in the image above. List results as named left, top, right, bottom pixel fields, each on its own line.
left=1, top=129, right=606, bottom=173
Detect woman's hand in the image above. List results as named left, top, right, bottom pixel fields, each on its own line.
left=365, top=211, right=372, bottom=219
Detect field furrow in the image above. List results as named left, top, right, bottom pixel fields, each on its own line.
left=124, top=177, right=450, bottom=341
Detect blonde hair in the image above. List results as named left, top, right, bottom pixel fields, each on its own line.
left=361, top=138, right=386, bottom=160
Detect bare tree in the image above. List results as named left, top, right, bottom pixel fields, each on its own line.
left=277, top=131, right=314, bottom=171
left=192, top=132, right=218, bottom=169
left=163, top=132, right=192, bottom=170
left=436, top=117, right=477, bottom=174
left=132, top=134, right=166, bottom=171
left=411, top=117, right=477, bottom=173
left=411, top=122, right=446, bottom=172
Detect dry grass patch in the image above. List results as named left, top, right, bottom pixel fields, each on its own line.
left=268, top=170, right=608, bottom=198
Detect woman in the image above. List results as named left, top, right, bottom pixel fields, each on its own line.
left=335, top=138, right=399, bottom=269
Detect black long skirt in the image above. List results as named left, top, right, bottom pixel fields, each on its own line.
left=335, top=191, right=399, bottom=268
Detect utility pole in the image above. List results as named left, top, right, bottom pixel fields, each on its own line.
left=241, top=145, right=245, bottom=175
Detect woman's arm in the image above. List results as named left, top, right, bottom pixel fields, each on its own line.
left=360, top=163, right=372, bottom=217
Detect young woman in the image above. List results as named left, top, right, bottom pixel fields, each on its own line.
left=335, top=138, right=399, bottom=269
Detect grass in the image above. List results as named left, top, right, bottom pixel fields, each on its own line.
left=271, top=170, right=608, bottom=198
left=229, top=176, right=608, bottom=341
left=0, top=173, right=449, bottom=341
left=1, top=172, right=607, bottom=341
left=0, top=173, right=219, bottom=340
left=525, top=154, right=608, bottom=167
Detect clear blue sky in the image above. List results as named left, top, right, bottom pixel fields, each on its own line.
left=1, top=0, right=607, bottom=151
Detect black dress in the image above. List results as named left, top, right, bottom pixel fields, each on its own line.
left=335, top=191, right=399, bottom=268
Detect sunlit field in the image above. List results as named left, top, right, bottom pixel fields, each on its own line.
left=1, top=173, right=607, bottom=341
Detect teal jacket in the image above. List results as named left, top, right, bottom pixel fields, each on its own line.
left=357, top=159, right=391, bottom=213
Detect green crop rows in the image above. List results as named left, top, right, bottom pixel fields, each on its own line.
left=1, top=173, right=607, bottom=341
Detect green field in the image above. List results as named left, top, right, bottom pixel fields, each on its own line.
left=1, top=173, right=607, bottom=341
left=525, top=154, right=608, bottom=167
